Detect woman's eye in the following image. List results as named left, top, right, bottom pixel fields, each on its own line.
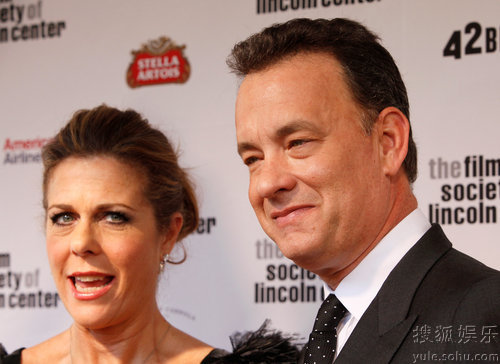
left=50, top=213, right=74, bottom=225
left=104, top=212, right=129, bottom=224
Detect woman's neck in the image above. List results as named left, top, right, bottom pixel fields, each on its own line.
left=69, top=308, right=171, bottom=364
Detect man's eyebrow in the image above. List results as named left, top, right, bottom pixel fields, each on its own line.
left=237, top=120, right=321, bottom=156
left=237, top=142, right=257, bottom=157
left=276, top=120, right=321, bottom=138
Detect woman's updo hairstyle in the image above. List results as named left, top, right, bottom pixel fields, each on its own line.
left=42, top=104, right=198, bottom=244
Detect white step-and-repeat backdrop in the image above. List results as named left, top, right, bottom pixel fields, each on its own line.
left=1, top=0, right=499, bottom=353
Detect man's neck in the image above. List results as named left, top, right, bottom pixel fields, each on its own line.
left=322, top=188, right=418, bottom=289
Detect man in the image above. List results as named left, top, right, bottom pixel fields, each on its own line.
left=228, top=18, right=499, bottom=363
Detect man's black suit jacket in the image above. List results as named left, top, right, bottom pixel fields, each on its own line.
left=301, top=224, right=500, bottom=363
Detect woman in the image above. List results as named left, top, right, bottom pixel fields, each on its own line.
left=0, top=105, right=298, bottom=364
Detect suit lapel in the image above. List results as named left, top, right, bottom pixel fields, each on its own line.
left=335, top=225, right=452, bottom=363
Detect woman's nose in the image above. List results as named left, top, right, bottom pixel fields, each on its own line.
left=69, top=221, right=100, bottom=257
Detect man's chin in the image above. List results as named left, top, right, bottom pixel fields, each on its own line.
left=275, top=239, right=321, bottom=266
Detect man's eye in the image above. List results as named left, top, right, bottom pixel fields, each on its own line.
left=50, top=213, right=74, bottom=225
left=243, top=156, right=259, bottom=166
left=289, top=139, right=309, bottom=148
left=104, top=212, right=129, bottom=224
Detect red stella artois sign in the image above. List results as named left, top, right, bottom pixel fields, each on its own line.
left=126, top=36, right=190, bottom=88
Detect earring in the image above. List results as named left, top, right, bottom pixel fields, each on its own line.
left=160, top=254, right=169, bottom=272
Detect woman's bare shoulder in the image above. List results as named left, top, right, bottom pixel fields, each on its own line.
left=165, top=326, right=214, bottom=363
left=22, top=330, right=70, bottom=364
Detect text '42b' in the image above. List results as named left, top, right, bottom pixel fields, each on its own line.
left=443, top=22, right=500, bottom=59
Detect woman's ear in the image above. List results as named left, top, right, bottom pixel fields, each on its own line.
left=161, top=212, right=183, bottom=256
left=376, top=106, right=410, bottom=178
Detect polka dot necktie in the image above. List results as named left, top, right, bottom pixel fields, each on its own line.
left=304, top=294, right=347, bottom=364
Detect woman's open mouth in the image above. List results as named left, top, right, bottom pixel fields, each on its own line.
left=69, top=274, right=115, bottom=300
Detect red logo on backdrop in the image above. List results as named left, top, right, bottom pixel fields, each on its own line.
left=126, top=36, right=190, bottom=88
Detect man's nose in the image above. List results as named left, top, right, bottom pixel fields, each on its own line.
left=253, top=158, right=296, bottom=199
left=70, top=220, right=100, bottom=257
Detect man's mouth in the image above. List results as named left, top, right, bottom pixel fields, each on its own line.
left=271, top=205, right=314, bottom=226
left=271, top=205, right=314, bottom=219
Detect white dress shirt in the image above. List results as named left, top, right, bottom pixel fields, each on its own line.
left=323, top=208, right=431, bottom=361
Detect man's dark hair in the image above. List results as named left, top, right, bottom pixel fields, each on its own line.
left=227, top=18, right=417, bottom=183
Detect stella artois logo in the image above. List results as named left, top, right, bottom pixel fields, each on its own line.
left=126, top=36, right=190, bottom=88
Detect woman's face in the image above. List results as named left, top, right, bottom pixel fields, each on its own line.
left=45, top=156, right=181, bottom=329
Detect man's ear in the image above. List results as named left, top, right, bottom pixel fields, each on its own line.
left=376, top=107, right=410, bottom=177
left=161, top=212, right=183, bottom=256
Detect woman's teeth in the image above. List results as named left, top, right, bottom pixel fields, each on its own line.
left=73, top=276, right=113, bottom=293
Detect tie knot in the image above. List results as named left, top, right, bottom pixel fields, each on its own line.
left=313, top=294, right=346, bottom=332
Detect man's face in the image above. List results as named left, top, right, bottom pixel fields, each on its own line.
left=236, top=53, right=392, bottom=278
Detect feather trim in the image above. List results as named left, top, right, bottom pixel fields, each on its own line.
left=204, top=320, right=300, bottom=363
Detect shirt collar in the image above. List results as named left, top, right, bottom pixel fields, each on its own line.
left=324, top=208, right=431, bottom=321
